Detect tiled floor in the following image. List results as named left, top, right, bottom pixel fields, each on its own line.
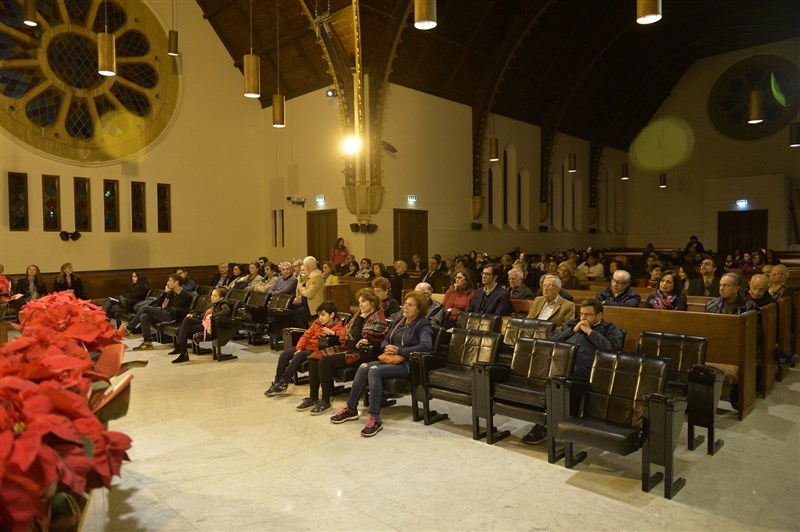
left=82, top=337, right=800, bottom=531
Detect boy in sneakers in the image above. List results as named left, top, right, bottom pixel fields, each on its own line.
left=265, top=301, right=344, bottom=396
left=330, top=292, right=433, bottom=437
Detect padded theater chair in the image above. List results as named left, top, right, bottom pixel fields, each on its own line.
left=411, top=328, right=503, bottom=430
left=473, top=338, right=577, bottom=462
left=498, top=317, right=556, bottom=364
left=434, top=311, right=502, bottom=353
left=115, top=288, right=164, bottom=327
left=638, top=331, right=723, bottom=455
left=156, top=294, right=208, bottom=345
left=548, top=350, right=687, bottom=499
left=209, top=306, right=244, bottom=362
left=238, top=292, right=271, bottom=345
left=284, top=312, right=352, bottom=385
left=265, top=294, right=295, bottom=349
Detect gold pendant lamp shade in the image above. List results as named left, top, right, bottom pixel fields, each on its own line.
left=23, top=0, right=37, bottom=27
left=747, top=90, right=764, bottom=124
left=273, top=94, right=285, bottom=128
left=636, top=0, right=662, bottom=25
left=414, top=0, right=437, bottom=30
left=489, top=138, right=499, bottom=161
left=168, top=29, right=179, bottom=56
left=621, top=163, right=629, bottom=181
left=243, top=54, right=261, bottom=98
left=568, top=153, right=577, bottom=173
left=659, top=173, right=667, bottom=188
left=97, top=32, right=116, bottom=77
left=790, top=122, right=800, bottom=148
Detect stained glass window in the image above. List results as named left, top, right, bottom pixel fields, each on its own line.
left=42, top=174, right=60, bottom=231
left=8, top=172, right=28, bottom=231
left=131, top=181, right=146, bottom=232
left=74, top=177, right=91, bottom=231
left=157, top=183, right=170, bottom=233
left=103, top=179, right=119, bottom=232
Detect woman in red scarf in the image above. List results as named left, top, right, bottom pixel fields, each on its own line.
left=646, top=270, right=687, bottom=310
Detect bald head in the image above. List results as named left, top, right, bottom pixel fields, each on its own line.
left=770, top=264, right=789, bottom=286
left=415, top=282, right=433, bottom=301
left=749, top=274, right=769, bottom=300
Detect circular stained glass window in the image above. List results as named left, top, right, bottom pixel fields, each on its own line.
left=0, top=0, right=179, bottom=164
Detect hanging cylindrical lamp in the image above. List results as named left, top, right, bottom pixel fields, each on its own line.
left=489, top=138, right=499, bottom=162
left=23, top=0, right=37, bottom=27
left=243, top=0, right=260, bottom=98
left=659, top=173, right=667, bottom=189
left=414, top=0, right=437, bottom=30
left=273, top=94, right=285, bottom=128
left=789, top=122, right=800, bottom=147
left=747, top=90, right=764, bottom=124
left=568, top=153, right=577, bottom=173
left=621, top=163, right=629, bottom=181
left=167, top=0, right=178, bottom=56
left=636, top=0, right=662, bottom=25
left=97, top=32, right=116, bottom=76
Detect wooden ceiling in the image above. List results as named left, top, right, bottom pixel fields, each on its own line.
left=196, top=0, right=800, bottom=151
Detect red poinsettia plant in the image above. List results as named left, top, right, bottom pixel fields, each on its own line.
left=0, top=292, right=142, bottom=531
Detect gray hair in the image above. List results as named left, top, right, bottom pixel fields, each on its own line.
left=613, top=269, right=632, bottom=283
left=508, top=268, right=524, bottom=280
left=278, top=261, right=292, bottom=269
left=722, top=272, right=742, bottom=288
left=303, top=256, right=318, bottom=269
left=541, top=274, right=562, bottom=289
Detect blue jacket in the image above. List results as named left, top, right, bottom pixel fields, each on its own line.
left=469, top=285, right=512, bottom=316
left=382, top=316, right=433, bottom=358
left=596, top=287, right=641, bottom=307
left=550, top=319, right=625, bottom=379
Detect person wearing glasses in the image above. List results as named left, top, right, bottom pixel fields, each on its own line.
left=687, top=258, right=720, bottom=297
left=596, top=269, right=641, bottom=307
left=526, top=274, right=574, bottom=328
left=469, top=264, right=512, bottom=316
left=442, top=268, right=475, bottom=328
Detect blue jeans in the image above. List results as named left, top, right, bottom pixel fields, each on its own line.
left=346, top=361, right=410, bottom=419
left=275, top=348, right=313, bottom=383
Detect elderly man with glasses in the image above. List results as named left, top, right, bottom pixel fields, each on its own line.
left=526, top=274, right=573, bottom=328
left=596, top=269, right=641, bottom=307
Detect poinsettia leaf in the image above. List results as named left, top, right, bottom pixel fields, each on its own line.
left=119, top=359, right=149, bottom=373
left=93, top=385, right=131, bottom=424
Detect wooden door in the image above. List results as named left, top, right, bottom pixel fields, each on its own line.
left=307, top=210, right=338, bottom=263
left=394, top=209, right=428, bottom=263
left=717, top=210, right=767, bottom=255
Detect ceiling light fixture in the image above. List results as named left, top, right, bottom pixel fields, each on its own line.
left=97, top=1, right=116, bottom=76
left=568, top=152, right=577, bottom=173
left=325, top=88, right=337, bottom=97
left=168, top=0, right=178, bottom=57
left=414, top=0, right=437, bottom=30
left=621, top=163, right=629, bottom=181
left=747, top=90, right=764, bottom=124
left=273, top=0, right=285, bottom=127
left=243, top=0, right=260, bottom=98
left=489, top=138, right=499, bottom=162
left=23, top=0, right=37, bottom=27
left=636, top=0, right=662, bottom=25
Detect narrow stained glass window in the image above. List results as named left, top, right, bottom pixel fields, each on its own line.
left=103, top=179, right=119, bottom=232
left=42, top=174, right=60, bottom=231
left=8, top=172, right=28, bottom=231
left=74, top=177, right=91, bottom=231
left=157, top=183, right=171, bottom=233
left=131, top=181, right=146, bottom=232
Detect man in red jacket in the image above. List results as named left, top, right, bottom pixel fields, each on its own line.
left=264, top=301, right=345, bottom=396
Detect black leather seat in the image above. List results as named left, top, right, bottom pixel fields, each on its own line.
left=208, top=300, right=244, bottom=362
left=238, top=292, right=271, bottom=344
left=473, top=338, right=577, bottom=462
left=434, top=311, right=502, bottom=353
left=548, top=350, right=687, bottom=499
left=155, top=294, right=207, bottom=344
left=498, top=317, right=556, bottom=364
left=115, top=288, right=164, bottom=326
left=638, top=331, right=723, bottom=455
left=264, top=293, right=294, bottom=349
left=411, top=328, right=503, bottom=431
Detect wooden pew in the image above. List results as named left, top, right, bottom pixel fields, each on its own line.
left=793, top=291, right=800, bottom=355
left=322, top=284, right=350, bottom=316
left=600, top=306, right=757, bottom=420
left=338, top=277, right=370, bottom=311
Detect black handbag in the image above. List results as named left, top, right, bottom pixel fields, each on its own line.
left=317, top=334, right=340, bottom=349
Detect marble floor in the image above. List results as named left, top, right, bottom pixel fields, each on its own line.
left=81, top=337, right=800, bottom=531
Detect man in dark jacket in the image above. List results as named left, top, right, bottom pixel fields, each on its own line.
left=596, top=270, right=641, bottom=307
left=469, top=264, right=512, bottom=316
left=124, top=274, right=193, bottom=351
left=688, top=258, right=720, bottom=297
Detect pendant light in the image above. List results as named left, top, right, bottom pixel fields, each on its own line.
left=167, top=0, right=178, bottom=57
left=243, top=0, right=261, bottom=98
left=23, top=0, right=37, bottom=27
left=489, top=138, right=499, bottom=162
left=414, top=0, right=437, bottom=30
left=790, top=122, right=800, bottom=148
left=621, top=163, right=629, bottom=181
left=636, top=0, right=662, bottom=25
left=659, top=173, right=667, bottom=189
left=97, top=1, right=116, bottom=77
left=273, top=0, right=285, bottom=127
left=568, top=152, right=577, bottom=173
left=747, top=90, right=764, bottom=124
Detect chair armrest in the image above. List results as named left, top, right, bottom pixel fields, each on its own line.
left=473, top=361, right=513, bottom=382
left=646, top=392, right=687, bottom=413
left=688, top=364, right=724, bottom=384
left=410, top=351, right=447, bottom=374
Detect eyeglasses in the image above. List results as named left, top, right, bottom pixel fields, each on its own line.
left=481, top=272, right=493, bottom=277
left=611, top=279, right=629, bottom=285
left=542, top=284, right=559, bottom=289
left=454, top=275, right=466, bottom=279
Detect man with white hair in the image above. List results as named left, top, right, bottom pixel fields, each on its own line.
left=293, top=256, right=324, bottom=328
left=768, top=264, right=795, bottom=300
left=596, top=269, right=641, bottom=307
left=415, top=281, right=443, bottom=324
left=526, top=274, right=573, bottom=328
left=507, top=268, right=533, bottom=300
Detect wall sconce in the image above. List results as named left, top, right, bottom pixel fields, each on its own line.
left=414, top=0, right=437, bottom=30
left=350, top=223, right=378, bottom=233
left=568, top=153, right=577, bottom=173
left=470, top=222, right=482, bottom=231
left=621, top=163, right=629, bottom=181
left=659, top=173, right=667, bottom=189
left=489, top=138, right=499, bottom=162
left=636, top=0, right=662, bottom=25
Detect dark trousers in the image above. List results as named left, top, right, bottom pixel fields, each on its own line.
left=275, top=348, right=313, bottom=384
left=308, top=352, right=351, bottom=402
left=131, top=306, right=172, bottom=341
left=177, top=316, right=204, bottom=352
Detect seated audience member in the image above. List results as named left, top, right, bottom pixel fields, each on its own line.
left=639, top=253, right=658, bottom=280
left=251, top=261, right=278, bottom=293
left=686, top=234, right=706, bottom=255
left=678, top=264, right=696, bottom=293
left=390, top=260, right=410, bottom=302
left=330, top=291, right=433, bottom=437
left=236, top=263, right=261, bottom=291
left=372, top=277, right=400, bottom=318
left=355, top=258, right=374, bottom=279
left=415, top=282, right=444, bottom=324
left=741, top=251, right=765, bottom=276
left=704, top=273, right=755, bottom=315
left=211, top=262, right=233, bottom=288
left=53, top=262, right=88, bottom=300
left=520, top=299, right=625, bottom=445
left=667, top=249, right=684, bottom=269
left=297, top=288, right=388, bottom=415
left=442, top=268, right=476, bottom=328
left=226, top=264, right=247, bottom=290
left=469, top=264, right=512, bottom=316
left=410, top=253, right=424, bottom=272
left=577, top=252, right=605, bottom=279
left=420, top=256, right=445, bottom=285
left=645, top=269, right=687, bottom=310
left=169, top=287, right=233, bottom=363
left=507, top=268, right=533, bottom=300
left=765, top=249, right=780, bottom=266
left=122, top=274, right=193, bottom=351
left=607, top=260, right=620, bottom=277
left=746, top=274, right=774, bottom=308
left=519, top=257, right=542, bottom=290
left=293, top=256, right=324, bottom=327
left=292, top=259, right=304, bottom=279
left=321, top=261, right=340, bottom=286
left=265, top=301, right=345, bottom=396
left=342, top=260, right=360, bottom=278
left=329, top=237, right=349, bottom=270
left=372, top=262, right=389, bottom=280
left=257, top=256, right=269, bottom=276
left=723, top=254, right=736, bottom=271
left=762, top=264, right=774, bottom=278
left=12, top=264, right=48, bottom=312
left=526, top=274, right=574, bottom=328
left=688, top=258, right=720, bottom=297
left=596, top=270, right=641, bottom=307
left=175, top=267, right=197, bottom=293
left=533, top=273, right=574, bottom=301
left=102, top=271, right=149, bottom=320
left=768, top=264, right=795, bottom=300
left=638, top=263, right=662, bottom=288
left=268, top=261, right=298, bottom=297
left=556, top=262, right=581, bottom=290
